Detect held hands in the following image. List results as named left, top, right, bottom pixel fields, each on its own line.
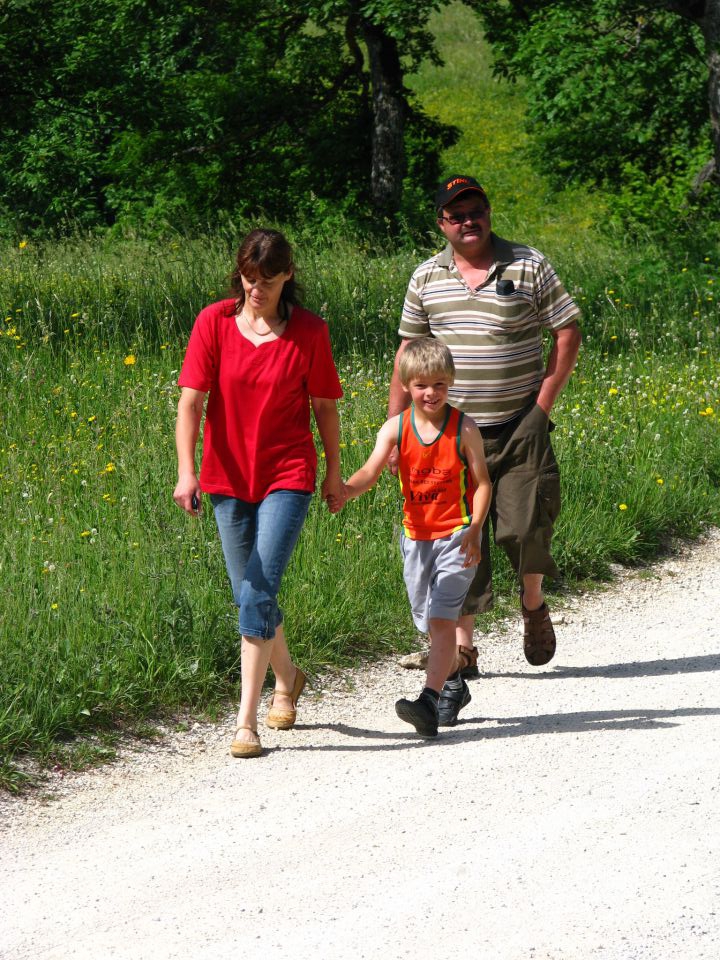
left=459, top=527, right=482, bottom=568
left=321, top=472, right=346, bottom=515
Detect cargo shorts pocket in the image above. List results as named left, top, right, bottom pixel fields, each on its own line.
left=506, top=404, right=553, bottom=461
left=537, top=467, right=561, bottom=528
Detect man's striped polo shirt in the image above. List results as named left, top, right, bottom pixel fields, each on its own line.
left=399, top=234, right=581, bottom=427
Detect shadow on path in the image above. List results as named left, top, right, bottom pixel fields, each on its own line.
left=289, top=706, right=720, bottom=752
left=481, top=653, right=720, bottom=681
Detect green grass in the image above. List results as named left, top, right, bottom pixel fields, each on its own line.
left=1, top=2, right=719, bottom=791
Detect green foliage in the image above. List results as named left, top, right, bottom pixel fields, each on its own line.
left=2, top=242, right=720, bottom=782
left=471, top=0, right=716, bottom=238
left=0, top=0, right=454, bottom=235
left=3, top=1, right=720, bottom=788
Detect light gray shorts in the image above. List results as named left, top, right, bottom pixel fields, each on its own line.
left=400, top=527, right=477, bottom=634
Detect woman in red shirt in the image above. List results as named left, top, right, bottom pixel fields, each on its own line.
left=173, top=229, right=343, bottom=758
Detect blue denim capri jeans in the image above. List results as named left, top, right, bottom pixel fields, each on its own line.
left=210, top=490, right=312, bottom=640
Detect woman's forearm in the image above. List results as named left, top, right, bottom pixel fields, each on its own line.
left=176, top=389, right=205, bottom=477
left=312, top=398, right=341, bottom=473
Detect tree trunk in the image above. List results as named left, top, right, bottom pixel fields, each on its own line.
left=361, top=20, right=406, bottom=216
left=660, top=0, right=720, bottom=186
left=700, top=0, right=720, bottom=185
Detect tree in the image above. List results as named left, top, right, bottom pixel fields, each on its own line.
left=290, top=0, right=452, bottom=218
left=653, top=0, right=720, bottom=189
left=0, top=0, right=455, bottom=233
left=472, top=0, right=720, bottom=207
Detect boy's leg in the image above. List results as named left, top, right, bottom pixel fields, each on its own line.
left=425, top=618, right=459, bottom=692
left=426, top=533, right=478, bottom=726
left=396, top=537, right=442, bottom=737
left=456, top=514, right=494, bottom=675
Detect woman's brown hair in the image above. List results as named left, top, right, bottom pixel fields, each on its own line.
left=229, top=228, right=302, bottom=319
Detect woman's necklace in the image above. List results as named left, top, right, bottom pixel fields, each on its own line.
left=239, top=309, right=284, bottom=338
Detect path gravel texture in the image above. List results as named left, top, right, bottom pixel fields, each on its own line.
left=2, top=529, right=720, bottom=960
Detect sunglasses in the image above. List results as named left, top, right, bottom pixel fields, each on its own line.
left=439, top=207, right=488, bottom=226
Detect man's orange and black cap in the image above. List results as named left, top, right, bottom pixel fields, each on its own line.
left=434, top=175, right=488, bottom=211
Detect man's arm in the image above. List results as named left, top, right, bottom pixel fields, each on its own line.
left=386, top=339, right=414, bottom=475
left=458, top=417, right=492, bottom=567
left=536, top=321, right=582, bottom=415
left=388, top=339, right=413, bottom=418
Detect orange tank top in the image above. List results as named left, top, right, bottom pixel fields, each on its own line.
left=398, top=404, right=475, bottom=541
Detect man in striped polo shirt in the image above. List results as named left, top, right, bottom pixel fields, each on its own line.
left=389, top=174, right=581, bottom=676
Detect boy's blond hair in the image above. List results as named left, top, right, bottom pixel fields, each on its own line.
left=398, top=338, right=455, bottom=386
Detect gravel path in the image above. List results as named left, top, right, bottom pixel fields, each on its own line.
left=2, top=529, right=720, bottom=960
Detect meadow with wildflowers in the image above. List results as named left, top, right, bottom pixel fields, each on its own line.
left=2, top=235, right=718, bottom=789
left=1, top=5, right=719, bottom=789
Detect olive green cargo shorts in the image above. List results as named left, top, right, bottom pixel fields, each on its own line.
left=462, top=402, right=561, bottom=615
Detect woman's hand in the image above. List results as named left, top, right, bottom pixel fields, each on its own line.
left=173, top=473, right=202, bottom=516
left=321, top=472, right=345, bottom=514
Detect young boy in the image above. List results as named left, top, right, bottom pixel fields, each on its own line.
left=343, top=339, right=491, bottom=738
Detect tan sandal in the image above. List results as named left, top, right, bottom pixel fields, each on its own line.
left=266, top=668, right=307, bottom=730
left=230, top=726, right=263, bottom=758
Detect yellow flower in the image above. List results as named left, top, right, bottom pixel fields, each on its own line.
left=80, top=530, right=91, bottom=537
left=51, top=603, right=58, bottom=610
left=608, top=387, right=618, bottom=396
left=19, top=240, right=27, bottom=249
left=124, top=354, right=136, bottom=366
left=619, top=503, right=628, bottom=511
left=656, top=478, right=664, bottom=485
left=104, top=462, right=116, bottom=472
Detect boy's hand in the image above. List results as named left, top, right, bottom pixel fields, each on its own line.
left=459, top=528, right=481, bottom=567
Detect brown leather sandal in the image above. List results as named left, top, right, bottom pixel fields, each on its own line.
left=230, top=726, right=263, bottom=758
left=522, top=599, right=557, bottom=666
left=266, top=668, right=307, bottom=730
left=399, top=645, right=480, bottom=679
left=456, top=645, right=480, bottom=679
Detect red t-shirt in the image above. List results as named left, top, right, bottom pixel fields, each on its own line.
left=178, top=299, right=343, bottom=502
